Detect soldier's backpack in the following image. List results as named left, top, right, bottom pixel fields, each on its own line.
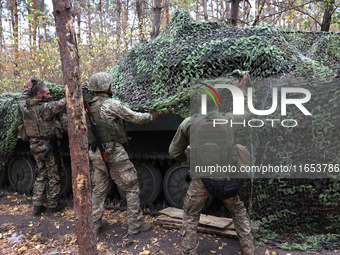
left=190, top=112, right=239, bottom=200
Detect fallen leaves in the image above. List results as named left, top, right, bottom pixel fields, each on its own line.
left=139, top=250, right=150, bottom=255
left=54, top=222, right=61, bottom=229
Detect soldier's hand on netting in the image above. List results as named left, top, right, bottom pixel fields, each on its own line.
left=236, top=73, right=248, bottom=93
left=81, top=82, right=87, bottom=89
left=153, top=112, right=163, bottom=120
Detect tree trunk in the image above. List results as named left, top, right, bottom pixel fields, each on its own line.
left=164, top=0, right=169, bottom=26
left=203, top=0, right=208, bottom=21
left=196, top=0, right=200, bottom=20
left=122, top=0, right=129, bottom=53
left=41, top=0, right=48, bottom=41
left=225, top=0, right=230, bottom=21
left=51, top=0, right=97, bottom=254
left=32, top=0, right=38, bottom=48
left=87, top=0, right=92, bottom=46
left=115, top=0, right=121, bottom=60
left=230, top=0, right=239, bottom=26
left=9, top=0, right=19, bottom=76
left=216, top=0, right=219, bottom=19
left=99, top=0, right=103, bottom=38
left=151, top=0, right=162, bottom=39
left=0, top=0, right=2, bottom=49
left=77, top=0, right=82, bottom=40
left=220, top=0, right=224, bottom=20
left=321, top=0, right=335, bottom=31
left=27, top=1, right=32, bottom=49
left=211, top=0, right=214, bottom=19
left=136, top=0, right=145, bottom=43
left=243, top=0, right=249, bottom=26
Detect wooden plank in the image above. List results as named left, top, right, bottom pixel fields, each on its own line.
left=154, top=215, right=183, bottom=225
left=159, top=221, right=238, bottom=238
left=158, top=207, right=233, bottom=230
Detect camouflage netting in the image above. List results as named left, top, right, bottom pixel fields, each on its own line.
left=0, top=10, right=339, bottom=250
left=108, top=11, right=339, bottom=249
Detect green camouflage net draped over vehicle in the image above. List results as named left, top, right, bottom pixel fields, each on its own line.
left=108, top=11, right=339, bottom=117
left=108, top=11, right=339, bottom=249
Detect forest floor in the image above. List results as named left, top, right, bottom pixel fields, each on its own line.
left=0, top=192, right=338, bottom=255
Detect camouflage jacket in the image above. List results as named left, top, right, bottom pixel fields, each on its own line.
left=95, top=94, right=154, bottom=125
left=88, top=93, right=154, bottom=146
left=19, top=88, right=66, bottom=154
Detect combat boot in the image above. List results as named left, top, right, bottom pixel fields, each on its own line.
left=94, top=219, right=108, bottom=237
left=47, top=202, right=65, bottom=214
left=242, top=245, right=255, bottom=255
left=32, top=205, right=46, bottom=215
left=181, top=240, right=199, bottom=255
left=128, top=222, right=153, bottom=235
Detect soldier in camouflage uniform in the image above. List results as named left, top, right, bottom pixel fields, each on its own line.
left=86, top=72, right=162, bottom=236
left=19, top=78, right=66, bottom=215
left=169, top=74, right=255, bottom=255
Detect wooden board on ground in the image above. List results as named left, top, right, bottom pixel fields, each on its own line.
left=155, top=215, right=238, bottom=238
left=158, top=207, right=233, bottom=230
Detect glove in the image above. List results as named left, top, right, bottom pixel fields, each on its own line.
left=153, top=112, right=163, bottom=120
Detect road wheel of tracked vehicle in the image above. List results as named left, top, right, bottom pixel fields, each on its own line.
left=163, top=164, right=214, bottom=209
left=117, top=163, right=163, bottom=205
left=59, top=159, right=72, bottom=196
left=7, top=156, right=35, bottom=193
left=0, top=165, right=8, bottom=187
left=163, top=164, right=190, bottom=208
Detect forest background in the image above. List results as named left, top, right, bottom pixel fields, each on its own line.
left=1, top=0, right=340, bottom=94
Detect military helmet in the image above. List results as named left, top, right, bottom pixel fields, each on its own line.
left=89, top=72, right=114, bottom=92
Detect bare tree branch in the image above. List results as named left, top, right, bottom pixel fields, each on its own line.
left=252, top=0, right=267, bottom=26
left=253, top=0, right=321, bottom=26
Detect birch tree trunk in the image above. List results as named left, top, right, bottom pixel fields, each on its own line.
left=51, top=0, right=97, bottom=254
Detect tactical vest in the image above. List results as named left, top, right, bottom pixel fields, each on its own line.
left=23, top=102, right=54, bottom=138
left=86, top=97, right=128, bottom=145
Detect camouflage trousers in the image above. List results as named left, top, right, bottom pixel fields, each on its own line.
left=90, top=143, right=143, bottom=231
left=182, top=178, right=253, bottom=255
left=32, top=152, right=61, bottom=208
